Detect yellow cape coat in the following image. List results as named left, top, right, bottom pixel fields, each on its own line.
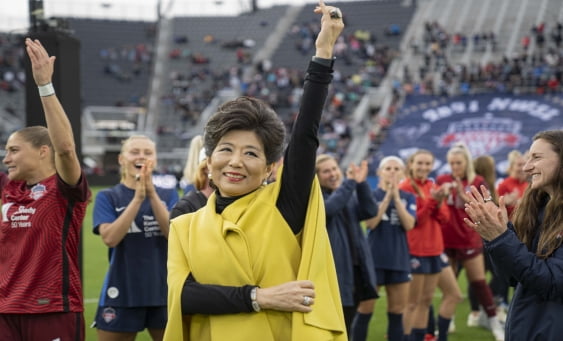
left=164, top=174, right=346, bottom=341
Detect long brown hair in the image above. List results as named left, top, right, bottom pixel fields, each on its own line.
left=512, top=130, right=563, bottom=258
left=474, top=155, right=498, bottom=203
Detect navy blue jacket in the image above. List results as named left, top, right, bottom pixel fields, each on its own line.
left=485, top=207, right=563, bottom=341
left=322, top=179, right=378, bottom=306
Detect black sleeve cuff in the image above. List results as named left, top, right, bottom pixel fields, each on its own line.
left=306, top=60, right=334, bottom=84
left=311, top=56, right=335, bottom=69
left=181, top=274, right=255, bottom=315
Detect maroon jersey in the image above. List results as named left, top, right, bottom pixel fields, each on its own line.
left=0, top=172, right=90, bottom=313
left=0, top=172, right=7, bottom=191
left=436, top=174, right=486, bottom=249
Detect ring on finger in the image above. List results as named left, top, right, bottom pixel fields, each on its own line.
left=302, top=295, right=312, bottom=306
left=474, top=220, right=481, bottom=225
left=483, top=196, right=493, bottom=202
left=329, top=8, right=342, bottom=19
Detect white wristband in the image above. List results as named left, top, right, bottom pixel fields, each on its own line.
left=38, top=83, right=55, bottom=97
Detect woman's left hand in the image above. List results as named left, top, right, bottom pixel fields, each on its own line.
left=25, top=38, right=54, bottom=86
left=463, top=185, right=509, bottom=241
left=256, top=280, right=316, bottom=313
left=313, top=0, right=345, bottom=58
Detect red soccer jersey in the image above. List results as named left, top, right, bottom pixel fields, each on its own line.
left=400, top=178, right=448, bottom=256
left=0, top=172, right=7, bottom=191
left=497, top=176, right=529, bottom=219
left=0, top=173, right=90, bottom=313
left=436, top=174, right=486, bottom=249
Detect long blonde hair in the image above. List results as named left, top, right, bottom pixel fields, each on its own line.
left=182, top=135, right=203, bottom=185
left=406, top=149, right=434, bottom=199
left=447, top=142, right=476, bottom=183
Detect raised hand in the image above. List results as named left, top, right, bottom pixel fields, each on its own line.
left=313, top=1, right=345, bottom=58
left=25, top=38, right=54, bottom=86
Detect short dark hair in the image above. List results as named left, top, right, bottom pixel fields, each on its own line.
left=203, top=96, right=286, bottom=164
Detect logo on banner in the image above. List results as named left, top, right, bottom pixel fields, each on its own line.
left=437, top=114, right=525, bottom=156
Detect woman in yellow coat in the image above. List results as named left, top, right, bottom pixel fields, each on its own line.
left=165, top=2, right=346, bottom=340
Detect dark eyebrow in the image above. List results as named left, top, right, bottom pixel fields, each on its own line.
left=218, top=142, right=262, bottom=152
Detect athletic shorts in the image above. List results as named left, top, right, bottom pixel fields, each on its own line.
left=409, top=255, right=443, bottom=274
left=375, top=269, right=412, bottom=286
left=444, top=247, right=483, bottom=261
left=93, top=306, right=167, bottom=332
left=0, top=312, right=84, bottom=341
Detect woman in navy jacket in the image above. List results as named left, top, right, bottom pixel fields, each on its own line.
left=465, top=130, right=563, bottom=341
left=315, top=155, right=378, bottom=339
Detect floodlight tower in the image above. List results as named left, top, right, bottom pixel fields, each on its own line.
left=29, top=0, right=45, bottom=32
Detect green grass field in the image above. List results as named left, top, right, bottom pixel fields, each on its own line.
left=82, top=186, right=498, bottom=340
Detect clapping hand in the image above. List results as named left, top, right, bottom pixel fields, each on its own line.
left=464, top=185, right=509, bottom=241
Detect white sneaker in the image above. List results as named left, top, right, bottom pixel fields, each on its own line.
left=496, top=305, right=507, bottom=325
left=478, top=309, right=490, bottom=329
left=467, top=311, right=480, bottom=327
left=448, top=317, right=456, bottom=333
left=489, top=316, right=505, bottom=341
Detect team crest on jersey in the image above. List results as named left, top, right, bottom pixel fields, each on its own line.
left=102, top=307, right=117, bottom=323
left=410, top=257, right=421, bottom=270
left=29, top=183, right=47, bottom=200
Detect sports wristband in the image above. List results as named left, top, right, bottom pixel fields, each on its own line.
left=250, top=286, right=261, bottom=312
left=38, top=83, right=55, bottom=97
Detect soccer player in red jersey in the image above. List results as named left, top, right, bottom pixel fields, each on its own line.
left=0, top=38, right=91, bottom=340
left=400, top=150, right=460, bottom=341
left=436, top=143, right=503, bottom=341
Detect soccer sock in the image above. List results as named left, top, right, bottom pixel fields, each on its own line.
left=387, top=312, right=404, bottom=341
left=468, top=282, right=479, bottom=311
left=351, top=312, right=372, bottom=341
left=437, top=315, right=451, bottom=341
left=470, top=280, right=496, bottom=317
left=410, top=328, right=426, bottom=341
left=426, top=305, right=435, bottom=335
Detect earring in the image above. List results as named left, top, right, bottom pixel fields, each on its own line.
left=262, top=179, right=268, bottom=186
left=208, top=173, right=212, bottom=180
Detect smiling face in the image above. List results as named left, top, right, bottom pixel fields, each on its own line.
left=119, top=136, right=157, bottom=181
left=207, top=130, right=272, bottom=198
left=410, top=152, right=434, bottom=181
left=316, top=157, right=342, bottom=191
left=523, top=138, right=560, bottom=196
left=3, top=132, right=44, bottom=182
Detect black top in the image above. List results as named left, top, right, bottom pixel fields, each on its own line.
left=181, top=60, right=333, bottom=315
left=169, top=190, right=209, bottom=220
